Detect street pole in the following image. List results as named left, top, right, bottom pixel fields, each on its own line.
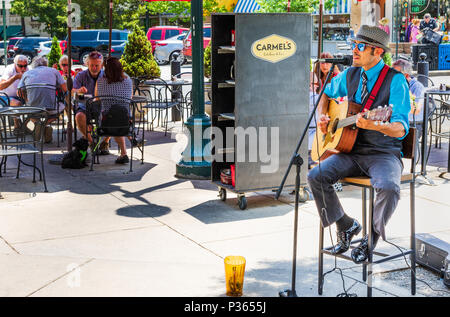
left=318, top=0, right=323, bottom=58
left=395, top=0, right=399, bottom=60
left=109, top=0, right=112, bottom=57
left=66, top=0, right=73, bottom=151
left=2, top=0, right=7, bottom=67
left=175, top=0, right=211, bottom=179
left=49, top=0, right=74, bottom=163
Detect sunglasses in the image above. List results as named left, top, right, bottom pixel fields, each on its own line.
left=351, top=42, right=374, bottom=52
left=89, top=52, right=102, bottom=59
left=17, top=64, right=27, bottom=68
left=61, top=64, right=68, bottom=67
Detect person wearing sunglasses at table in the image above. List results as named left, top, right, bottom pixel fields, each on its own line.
left=56, top=55, right=76, bottom=80
left=0, top=55, right=29, bottom=132
left=308, top=25, right=411, bottom=264
left=72, top=51, right=109, bottom=154
left=0, top=55, right=29, bottom=108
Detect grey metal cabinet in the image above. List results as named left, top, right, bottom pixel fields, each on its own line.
left=211, top=13, right=311, bottom=208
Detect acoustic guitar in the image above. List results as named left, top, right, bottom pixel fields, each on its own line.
left=311, top=99, right=393, bottom=162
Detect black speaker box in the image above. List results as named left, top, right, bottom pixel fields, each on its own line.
left=415, top=233, right=450, bottom=288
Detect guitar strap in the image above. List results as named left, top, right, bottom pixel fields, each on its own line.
left=362, top=64, right=390, bottom=112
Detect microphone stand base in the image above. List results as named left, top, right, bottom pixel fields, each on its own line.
left=279, top=289, right=298, bottom=297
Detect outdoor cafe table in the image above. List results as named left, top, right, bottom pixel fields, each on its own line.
left=0, top=106, right=48, bottom=187
left=0, top=106, right=47, bottom=133
left=422, top=89, right=450, bottom=177
left=143, top=79, right=192, bottom=86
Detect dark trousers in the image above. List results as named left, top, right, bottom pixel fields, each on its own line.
left=307, top=152, right=403, bottom=241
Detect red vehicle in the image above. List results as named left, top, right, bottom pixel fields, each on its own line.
left=7, top=37, right=23, bottom=51
left=60, top=40, right=67, bottom=53
left=182, top=25, right=211, bottom=63
left=146, top=26, right=189, bottom=53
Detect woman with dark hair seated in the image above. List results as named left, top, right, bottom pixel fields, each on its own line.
left=313, top=52, right=340, bottom=94
left=94, top=57, right=133, bottom=164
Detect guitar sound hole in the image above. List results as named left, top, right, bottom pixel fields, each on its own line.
left=331, top=119, right=339, bottom=134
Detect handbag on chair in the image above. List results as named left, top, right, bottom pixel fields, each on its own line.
left=99, top=104, right=130, bottom=136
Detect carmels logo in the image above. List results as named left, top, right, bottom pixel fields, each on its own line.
left=251, top=34, right=297, bottom=63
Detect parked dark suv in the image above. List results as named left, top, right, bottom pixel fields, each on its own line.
left=64, top=29, right=129, bottom=64
left=13, top=37, right=51, bottom=64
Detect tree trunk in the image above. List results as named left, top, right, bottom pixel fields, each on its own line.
left=21, top=17, right=26, bottom=36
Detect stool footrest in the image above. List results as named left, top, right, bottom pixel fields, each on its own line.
left=320, top=247, right=413, bottom=266
left=323, top=238, right=364, bottom=252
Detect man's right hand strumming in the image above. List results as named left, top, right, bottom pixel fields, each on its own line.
left=318, top=114, right=330, bottom=134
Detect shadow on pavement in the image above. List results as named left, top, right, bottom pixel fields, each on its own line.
left=184, top=194, right=293, bottom=224
left=115, top=204, right=171, bottom=218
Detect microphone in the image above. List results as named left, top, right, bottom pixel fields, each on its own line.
left=318, top=54, right=353, bottom=66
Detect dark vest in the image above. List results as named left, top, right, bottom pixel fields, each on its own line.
left=346, top=66, right=403, bottom=156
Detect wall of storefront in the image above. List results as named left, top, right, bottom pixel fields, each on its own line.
left=0, top=9, right=50, bottom=38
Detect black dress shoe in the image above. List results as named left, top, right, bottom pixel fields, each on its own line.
left=351, top=235, right=369, bottom=264
left=332, top=219, right=362, bottom=254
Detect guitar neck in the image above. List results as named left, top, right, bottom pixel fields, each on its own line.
left=337, top=114, right=358, bottom=129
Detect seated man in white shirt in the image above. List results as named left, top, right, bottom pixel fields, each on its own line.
left=0, top=55, right=29, bottom=107
left=0, top=55, right=29, bottom=131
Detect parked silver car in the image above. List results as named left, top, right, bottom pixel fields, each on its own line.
left=153, top=33, right=187, bottom=65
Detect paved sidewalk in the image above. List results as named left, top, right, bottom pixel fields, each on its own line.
left=0, top=123, right=449, bottom=298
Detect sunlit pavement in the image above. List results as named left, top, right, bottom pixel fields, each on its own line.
left=0, top=64, right=449, bottom=297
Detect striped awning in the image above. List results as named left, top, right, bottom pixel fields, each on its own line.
left=314, top=0, right=351, bottom=14
left=234, top=0, right=260, bottom=13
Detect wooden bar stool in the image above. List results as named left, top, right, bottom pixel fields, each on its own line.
left=318, top=128, right=417, bottom=297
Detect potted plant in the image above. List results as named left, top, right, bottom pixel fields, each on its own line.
left=120, top=24, right=161, bottom=92
left=47, top=36, right=62, bottom=69
left=204, top=41, right=212, bottom=116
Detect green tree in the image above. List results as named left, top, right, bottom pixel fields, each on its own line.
left=382, top=52, right=393, bottom=67
left=256, top=0, right=336, bottom=13
left=204, top=42, right=212, bottom=78
left=77, top=0, right=144, bottom=30
left=120, top=24, right=160, bottom=79
left=47, top=36, right=62, bottom=68
left=143, top=0, right=228, bottom=24
left=11, top=0, right=67, bottom=38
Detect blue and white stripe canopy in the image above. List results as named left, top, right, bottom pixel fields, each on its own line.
left=314, top=0, right=351, bottom=14
left=234, top=0, right=261, bottom=13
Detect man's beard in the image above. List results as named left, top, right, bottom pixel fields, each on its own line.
left=352, top=55, right=362, bottom=67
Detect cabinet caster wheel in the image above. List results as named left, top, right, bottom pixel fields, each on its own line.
left=298, top=187, right=313, bottom=202
left=297, top=188, right=308, bottom=202
left=238, top=195, right=247, bottom=210
left=219, top=188, right=227, bottom=201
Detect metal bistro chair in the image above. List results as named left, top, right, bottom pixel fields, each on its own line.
left=0, top=92, right=10, bottom=108
left=0, top=107, right=49, bottom=192
left=85, top=96, right=137, bottom=172
left=428, top=95, right=449, bottom=150
left=140, top=78, right=181, bottom=136
left=318, top=128, right=418, bottom=297
left=171, top=72, right=193, bottom=126
left=18, top=83, right=67, bottom=147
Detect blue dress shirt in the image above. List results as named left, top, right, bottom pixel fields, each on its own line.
left=324, top=59, right=411, bottom=139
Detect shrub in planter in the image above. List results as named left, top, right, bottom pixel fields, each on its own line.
left=120, top=24, right=160, bottom=79
left=47, top=36, right=62, bottom=69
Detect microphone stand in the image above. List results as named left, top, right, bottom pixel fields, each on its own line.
left=277, top=63, right=337, bottom=297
